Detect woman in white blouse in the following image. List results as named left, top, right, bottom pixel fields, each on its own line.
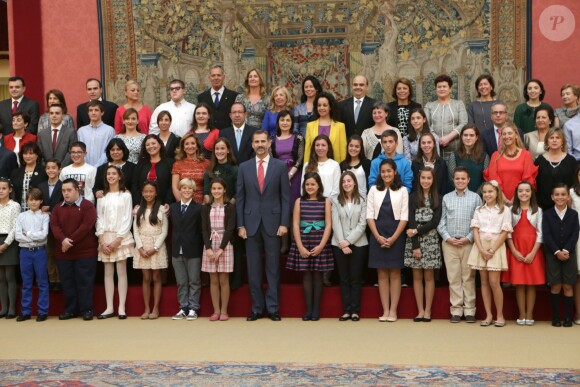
left=95, top=165, right=135, bottom=319
left=302, top=135, right=340, bottom=200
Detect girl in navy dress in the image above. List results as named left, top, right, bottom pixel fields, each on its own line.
left=286, top=172, right=333, bottom=321
left=367, top=159, right=409, bottom=322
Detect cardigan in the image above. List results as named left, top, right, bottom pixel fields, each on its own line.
left=407, top=194, right=442, bottom=249
left=366, top=185, right=409, bottom=221
left=201, top=202, right=236, bottom=250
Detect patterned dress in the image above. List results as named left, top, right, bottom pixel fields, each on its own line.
left=132, top=208, right=168, bottom=269
left=404, top=198, right=442, bottom=269
left=201, top=204, right=234, bottom=273
left=115, top=133, right=146, bottom=164
left=286, top=199, right=334, bottom=271
left=235, top=94, right=269, bottom=128
left=172, top=158, right=210, bottom=204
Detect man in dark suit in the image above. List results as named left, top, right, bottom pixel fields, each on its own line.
left=197, top=65, right=239, bottom=130
left=237, top=130, right=290, bottom=321
left=221, top=102, right=258, bottom=163
left=0, top=76, right=40, bottom=135
left=338, top=75, right=376, bottom=137
left=482, top=101, right=525, bottom=157
left=0, top=132, right=18, bottom=178
left=37, top=104, right=78, bottom=167
left=76, top=78, right=118, bottom=128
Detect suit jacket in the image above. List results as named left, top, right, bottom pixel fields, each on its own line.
left=38, top=179, right=63, bottom=211
left=197, top=88, right=239, bottom=130
left=482, top=126, right=525, bottom=157
left=330, top=198, right=368, bottom=247
left=10, top=165, right=48, bottom=205
left=0, top=96, right=40, bottom=135
left=36, top=126, right=78, bottom=167
left=236, top=157, right=290, bottom=237
left=221, top=124, right=258, bottom=163
left=169, top=200, right=204, bottom=258
left=542, top=206, right=579, bottom=255
left=76, top=100, right=118, bottom=128
left=0, top=146, right=18, bottom=178
left=338, top=96, right=376, bottom=138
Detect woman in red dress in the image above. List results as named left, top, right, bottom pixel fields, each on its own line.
left=484, top=123, right=538, bottom=206
left=504, top=181, right=545, bottom=326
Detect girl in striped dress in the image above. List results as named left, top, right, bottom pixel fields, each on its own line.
left=286, top=172, right=333, bottom=321
left=201, top=178, right=235, bottom=321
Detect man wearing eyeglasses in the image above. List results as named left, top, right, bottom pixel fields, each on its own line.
left=482, top=101, right=524, bottom=157
left=76, top=78, right=119, bottom=128
left=149, top=79, right=196, bottom=137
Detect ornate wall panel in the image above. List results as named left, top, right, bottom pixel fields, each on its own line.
left=100, top=0, right=527, bottom=109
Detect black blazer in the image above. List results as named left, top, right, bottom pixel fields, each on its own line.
left=0, top=96, right=40, bottom=135
left=76, top=100, right=118, bottom=128
left=10, top=165, right=48, bottom=204
left=164, top=133, right=181, bottom=160
left=482, top=126, right=525, bottom=157
left=411, top=158, right=449, bottom=195
left=0, top=146, right=18, bottom=178
left=132, top=158, right=174, bottom=205
left=169, top=200, right=203, bottom=258
left=542, top=206, right=580, bottom=255
left=220, top=124, right=258, bottom=163
left=197, top=88, right=239, bottom=130
left=338, top=96, right=377, bottom=138
left=93, top=162, right=136, bottom=201
left=38, top=179, right=63, bottom=211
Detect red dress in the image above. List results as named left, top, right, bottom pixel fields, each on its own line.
left=484, top=149, right=538, bottom=201
left=502, top=209, right=545, bottom=284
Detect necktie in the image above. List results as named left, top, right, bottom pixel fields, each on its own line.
left=52, top=129, right=58, bottom=152
left=354, top=99, right=361, bottom=124
left=214, top=92, right=220, bottom=108
left=181, top=204, right=187, bottom=215
left=258, top=160, right=265, bottom=193
left=496, top=128, right=502, bottom=150
left=235, top=129, right=242, bottom=149
left=12, top=100, right=18, bottom=113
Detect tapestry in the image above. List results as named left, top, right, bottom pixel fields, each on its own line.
left=100, top=0, right=527, bottom=112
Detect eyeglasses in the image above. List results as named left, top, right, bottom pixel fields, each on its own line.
left=491, top=111, right=507, bottom=115
left=169, top=86, right=184, bottom=91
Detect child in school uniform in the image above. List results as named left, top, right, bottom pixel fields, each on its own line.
left=542, top=183, right=579, bottom=327
left=15, top=188, right=50, bottom=321
left=467, top=180, right=512, bottom=327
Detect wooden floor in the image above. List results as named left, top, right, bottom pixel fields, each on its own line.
left=2, top=316, right=580, bottom=369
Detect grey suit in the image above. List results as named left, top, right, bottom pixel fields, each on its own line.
left=236, top=156, right=290, bottom=314
left=0, top=96, right=40, bottom=135
left=37, top=126, right=78, bottom=167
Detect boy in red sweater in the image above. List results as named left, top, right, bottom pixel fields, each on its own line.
left=50, top=178, right=98, bottom=320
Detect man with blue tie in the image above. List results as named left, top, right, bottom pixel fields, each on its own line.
left=221, top=102, right=258, bottom=163
left=237, top=130, right=290, bottom=321
left=197, top=65, right=239, bottom=130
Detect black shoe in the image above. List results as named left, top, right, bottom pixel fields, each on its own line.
left=59, top=312, right=77, bottom=320
left=422, top=317, right=432, bottom=322
left=302, top=315, right=311, bottom=321
left=16, top=314, right=31, bottom=322
left=339, top=314, right=351, bottom=321
left=50, top=282, right=62, bottom=291
left=246, top=312, right=262, bottom=321
left=6, top=313, right=16, bottom=319
left=0, top=312, right=6, bottom=318
left=268, top=312, right=281, bottom=321
left=351, top=314, right=360, bottom=322
left=83, top=310, right=94, bottom=321
left=413, top=317, right=423, bottom=322
left=552, top=320, right=562, bottom=327
left=563, top=319, right=573, bottom=327
left=97, top=312, right=115, bottom=320
left=36, top=314, right=48, bottom=322
left=118, top=314, right=127, bottom=320
left=311, top=315, right=320, bottom=321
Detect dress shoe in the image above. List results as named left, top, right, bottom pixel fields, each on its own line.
left=310, top=316, right=320, bottom=322
left=302, top=315, right=311, bottom=321
left=339, top=314, right=351, bottom=321
left=351, top=314, right=360, bottom=322
left=574, top=319, right=580, bottom=325
left=386, top=316, right=397, bottom=322
left=268, top=312, right=281, bottom=321
left=494, top=320, right=506, bottom=327
left=465, top=315, right=476, bottom=323
left=59, top=312, right=77, bottom=320
left=16, top=314, right=31, bottom=322
left=0, top=312, right=6, bottom=318
left=6, top=313, right=16, bottom=319
left=552, top=320, right=562, bottom=327
left=413, top=316, right=423, bottom=322
left=563, top=319, right=573, bottom=327
left=219, top=313, right=229, bottom=321
left=246, top=312, right=262, bottom=321
left=118, top=314, right=127, bottom=320
left=97, top=312, right=115, bottom=320
left=36, top=314, right=48, bottom=322
left=422, top=317, right=432, bottom=322
left=83, top=311, right=94, bottom=321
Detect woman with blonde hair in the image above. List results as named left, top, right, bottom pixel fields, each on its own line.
left=235, top=68, right=270, bottom=128
left=262, top=86, right=293, bottom=137
left=114, top=80, right=153, bottom=134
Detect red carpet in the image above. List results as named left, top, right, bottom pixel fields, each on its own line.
left=31, top=284, right=556, bottom=320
